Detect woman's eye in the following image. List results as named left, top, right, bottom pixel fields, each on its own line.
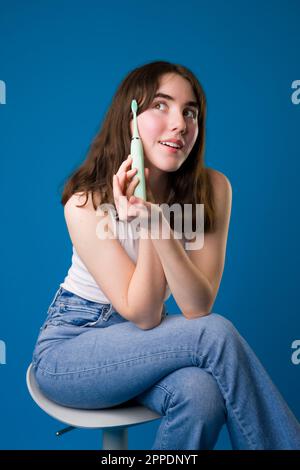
left=153, top=101, right=197, bottom=119
left=154, top=101, right=166, bottom=110
left=184, top=109, right=197, bottom=119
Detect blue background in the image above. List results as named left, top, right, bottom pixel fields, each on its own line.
left=0, top=0, right=299, bottom=450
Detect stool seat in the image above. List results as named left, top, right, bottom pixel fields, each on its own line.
left=26, top=363, right=161, bottom=449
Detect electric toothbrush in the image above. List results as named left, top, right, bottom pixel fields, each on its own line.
left=130, top=99, right=146, bottom=200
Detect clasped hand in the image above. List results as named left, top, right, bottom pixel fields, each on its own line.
left=113, top=155, right=162, bottom=229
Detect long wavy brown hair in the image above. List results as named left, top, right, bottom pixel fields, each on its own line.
left=61, top=60, right=216, bottom=233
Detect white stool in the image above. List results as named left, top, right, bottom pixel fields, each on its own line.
left=26, top=363, right=161, bottom=449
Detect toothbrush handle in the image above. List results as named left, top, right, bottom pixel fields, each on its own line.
left=130, top=138, right=146, bottom=200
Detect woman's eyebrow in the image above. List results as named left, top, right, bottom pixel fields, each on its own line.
left=153, top=92, right=199, bottom=109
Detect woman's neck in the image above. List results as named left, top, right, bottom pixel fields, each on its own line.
left=145, top=163, right=170, bottom=204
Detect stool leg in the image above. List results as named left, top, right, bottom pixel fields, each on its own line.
left=56, top=426, right=75, bottom=436
left=102, top=427, right=128, bottom=450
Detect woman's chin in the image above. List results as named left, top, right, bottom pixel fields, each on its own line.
left=147, top=159, right=182, bottom=173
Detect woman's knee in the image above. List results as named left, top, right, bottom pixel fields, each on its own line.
left=192, top=312, right=239, bottom=343
left=167, top=367, right=226, bottom=423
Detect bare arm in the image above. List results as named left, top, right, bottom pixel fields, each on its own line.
left=127, top=229, right=167, bottom=328
left=150, top=221, right=213, bottom=318
left=138, top=169, right=232, bottom=319
left=64, top=193, right=166, bottom=330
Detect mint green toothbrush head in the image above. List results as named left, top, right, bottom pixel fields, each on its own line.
left=130, top=99, right=146, bottom=200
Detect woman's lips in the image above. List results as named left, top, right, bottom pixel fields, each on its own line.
left=159, top=142, right=182, bottom=153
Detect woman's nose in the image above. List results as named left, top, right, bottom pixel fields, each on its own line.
left=168, top=112, right=186, bottom=134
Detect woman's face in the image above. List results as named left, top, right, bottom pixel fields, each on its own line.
left=130, top=73, right=199, bottom=173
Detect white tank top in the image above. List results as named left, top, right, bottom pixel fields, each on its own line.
left=60, top=219, right=184, bottom=304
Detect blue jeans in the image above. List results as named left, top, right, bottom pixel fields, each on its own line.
left=32, top=286, right=300, bottom=450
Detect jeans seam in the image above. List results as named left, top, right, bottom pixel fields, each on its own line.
left=48, top=287, right=63, bottom=310
left=152, top=383, right=175, bottom=414
left=160, top=390, right=176, bottom=450
left=35, top=349, right=195, bottom=376
left=200, top=353, right=258, bottom=450
left=152, top=384, right=177, bottom=450
left=194, top=319, right=258, bottom=450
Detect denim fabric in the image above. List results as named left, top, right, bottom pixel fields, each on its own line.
left=32, top=286, right=300, bottom=450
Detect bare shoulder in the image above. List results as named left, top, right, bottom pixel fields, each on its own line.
left=64, top=192, right=114, bottom=244
left=206, top=168, right=232, bottom=227
left=64, top=191, right=101, bottom=212
left=206, top=168, right=232, bottom=196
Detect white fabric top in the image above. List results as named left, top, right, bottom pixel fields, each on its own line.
left=60, top=220, right=186, bottom=305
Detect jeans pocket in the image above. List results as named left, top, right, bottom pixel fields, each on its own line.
left=39, top=287, right=117, bottom=330
left=53, top=303, right=103, bottom=327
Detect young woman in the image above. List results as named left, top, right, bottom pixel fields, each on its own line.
left=32, top=61, right=300, bottom=450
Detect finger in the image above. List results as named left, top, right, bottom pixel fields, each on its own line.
left=117, top=171, right=136, bottom=200
left=131, top=196, right=150, bottom=210
left=126, top=168, right=137, bottom=179
left=123, top=156, right=133, bottom=170
left=114, top=175, right=134, bottom=221
left=118, top=171, right=127, bottom=192
left=116, top=160, right=133, bottom=193
left=118, top=193, right=129, bottom=220
left=128, top=174, right=139, bottom=188
left=123, top=155, right=132, bottom=167
left=129, top=195, right=144, bottom=205
left=115, top=169, right=126, bottom=192
left=116, top=156, right=132, bottom=176
left=112, top=175, right=121, bottom=215
left=129, top=199, right=149, bottom=221
left=126, top=176, right=140, bottom=198
left=113, top=174, right=123, bottom=199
